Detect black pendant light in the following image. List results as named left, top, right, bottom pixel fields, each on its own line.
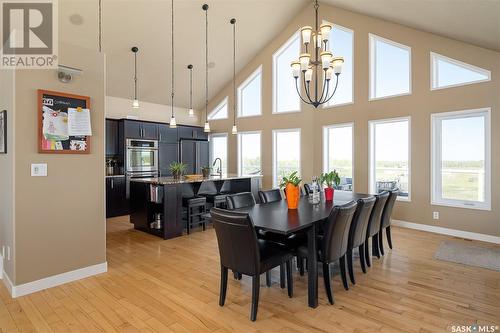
left=230, top=18, right=237, bottom=135
left=169, top=0, right=177, bottom=128
left=202, top=4, right=210, bottom=133
left=131, top=46, right=139, bottom=108
left=187, top=64, right=194, bottom=117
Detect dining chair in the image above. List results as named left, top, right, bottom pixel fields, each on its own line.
left=364, top=191, right=389, bottom=267
left=258, top=189, right=282, bottom=203
left=211, top=208, right=294, bottom=321
left=296, top=201, right=358, bottom=304
left=379, top=189, right=399, bottom=255
left=226, top=192, right=256, bottom=210
left=346, top=196, right=376, bottom=285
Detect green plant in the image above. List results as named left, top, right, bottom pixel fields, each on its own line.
left=169, top=162, right=187, bottom=175
left=279, top=171, right=302, bottom=189
left=320, top=170, right=341, bottom=188
left=201, top=165, right=211, bottom=171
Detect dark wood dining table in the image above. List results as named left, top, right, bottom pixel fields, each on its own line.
left=236, top=190, right=373, bottom=308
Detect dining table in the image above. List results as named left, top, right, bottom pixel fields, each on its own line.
left=236, top=190, right=373, bottom=308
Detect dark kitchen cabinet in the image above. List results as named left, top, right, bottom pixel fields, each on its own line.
left=106, top=176, right=128, bottom=218
left=158, top=124, right=178, bottom=143
left=141, top=122, right=158, bottom=140
left=123, top=120, right=158, bottom=140
left=159, top=143, right=179, bottom=176
left=180, top=140, right=209, bottom=174
left=178, top=125, right=208, bottom=141
left=105, top=119, right=119, bottom=156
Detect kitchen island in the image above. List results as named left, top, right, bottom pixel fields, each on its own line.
left=129, top=174, right=262, bottom=239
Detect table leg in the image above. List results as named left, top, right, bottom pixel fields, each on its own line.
left=307, top=224, right=318, bottom=308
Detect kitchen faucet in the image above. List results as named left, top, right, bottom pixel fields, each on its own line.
left=213, top=158, right=222, bottom=177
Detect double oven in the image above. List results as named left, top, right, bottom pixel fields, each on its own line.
left=126, top=138, right=159, bottom=198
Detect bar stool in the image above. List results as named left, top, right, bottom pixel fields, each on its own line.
left=198, top=181, right=227, bottom=209
left=182, top=196, right=207, bottom=234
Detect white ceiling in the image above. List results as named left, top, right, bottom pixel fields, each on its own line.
left=59, top=0, right=499, bottom=110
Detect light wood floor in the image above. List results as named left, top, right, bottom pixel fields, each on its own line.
left=1, top=217, right=499, bottom=332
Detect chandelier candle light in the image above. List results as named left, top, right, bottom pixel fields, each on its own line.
left=131, top=46, right=140, bottom=109
left=202, top=4, right=210, bottom=133
left=169, top=0, right=177, bottom=128
left=187, top=64, right=194, bottom=117
left=291, top=0, right=344, bottom=108
left=230, top=18, right=237, bottom=135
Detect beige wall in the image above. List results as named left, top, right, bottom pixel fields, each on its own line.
left=207, top=3, right=500, bottom=237
left=12, top=43, right=106, bottom=285
left=106, top=96, right=200, bottom=126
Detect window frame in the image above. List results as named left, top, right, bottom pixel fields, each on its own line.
left=430, top=52, right=491, bottom=91
left=322, top=22, right=355, bottom=109
left=430, top=108, right=491, bottom=211
left=369, top=116, right=411, bottom=201
left=272, top=128, right=301, bottom=188
left=237, top=66, right=263, bottom=118
left=369, top=33, right=412, bottom=101
left=208, top=97, right=228, bottom=121
left=272, top=31, right=301, bottom=115
left=237, top=130, right=262, bottom=176
left=323, top=122, right=355, bottom=191
left=209, top=132, right=228, bottom=174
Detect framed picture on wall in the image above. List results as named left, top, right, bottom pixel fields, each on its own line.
left=0, top=110, right=6, bottom=154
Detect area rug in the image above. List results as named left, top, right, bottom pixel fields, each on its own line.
left=434, top=241, right=500, bottom=272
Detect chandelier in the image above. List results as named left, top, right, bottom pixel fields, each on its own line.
left=291, top=0, right=344, bottom=108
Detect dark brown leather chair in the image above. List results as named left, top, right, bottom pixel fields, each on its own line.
left=258, top=189, right=282, bottom=203
left=211, top=208, right=293, bottom=321
left=364, top=191, right=389, bottom=266
left=226, top=192, right=256, bottom=210
left=296, top=201, right=357, bottom=304
left=346, top=196, right=376, bottom=285
left=379, top=189, right=398, bottom=255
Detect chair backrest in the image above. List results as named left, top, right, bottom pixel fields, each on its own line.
left=348, top=196, right=376, bottom=249
left=303, top=183, right=312, bottom=195
left=211, top=208, right=260, bottom=275
left=380, top=189, right=398, bottom=228
left=366, top=191, right=389, bottom=238
left=226, top=192, right=256, bottom=210
left=258, top=189, right=282, bottom=203
left=321, top=201, right=357, bottom=263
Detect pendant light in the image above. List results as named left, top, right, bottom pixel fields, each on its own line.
left=202, top=4, right=210, bottom=133
left=230, top=18, right=237, bottom=135
left=169, top=0, right=177, bottom=128
left=131, top=46, right=140, bottom=108
left=187, top=64, right=194, bottom=117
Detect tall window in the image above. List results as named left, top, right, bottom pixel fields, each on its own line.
left=208, top=97, right=228, bottom=120
left=369, top=34, right=411, bottom=100
left=325, top=24, right=353, bottom=107
left=238, top=131, right=261, bottom=176
left=273, top=129, right=301, bottom=187
left=238, top=66, right=262, bottom=117
left=369, top=117, right=410, bottom=200
left=431, top=108, right=491, bottom=210
left=431, top=52, right=491, bottom=90
left=323, top=123, right=354, bottom=191
left=209, top=133, right=228, bottom=174
left=273, top=32, right=301, bottom=113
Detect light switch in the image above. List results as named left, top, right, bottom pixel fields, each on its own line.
left=31, top=163, right=48, bottom=177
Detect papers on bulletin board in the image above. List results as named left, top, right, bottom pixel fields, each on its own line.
left=67, top=107, right=92, bottom=136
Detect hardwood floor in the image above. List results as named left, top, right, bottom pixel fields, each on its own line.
left=1, top=216, right=499, bottom=332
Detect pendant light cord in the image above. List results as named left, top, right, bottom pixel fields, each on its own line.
left=134, top=51, right=138, bottom=100
left=205, top=5, right=209, bottom=123
left=232, top=19, right=236, bottom=127
left=189, top=66, right=193, bottom=109
left=171, top=0, right=175, bottom=118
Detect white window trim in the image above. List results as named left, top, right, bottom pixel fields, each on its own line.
left=323, top=122, right=355, bottom=191
left=430, top=108, right=491, bottom=211
left=272, top=128, right=301, bottom=188
left=322, top=22, right=355, bottom=109
left=369, top=33, right=412, bottom=101
left=208, top=97, right=228, bottom=120
left=368, top=116, right=411, bottom=201
left=272, top=31, right=301, bottom=115
left=209, top=132, right=228, bottom=173
left=237, top=66, right=262, bottom=118
left=237, top=130, right=262, bottom=176
left=430, top=52, right=491, bottom=91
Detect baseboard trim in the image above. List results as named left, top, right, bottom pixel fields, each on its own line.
left=8, top=262, right=107, bottom=298
left=2, top=269, right=13, bottom=296
left=392, top=220, right=500, bottom=245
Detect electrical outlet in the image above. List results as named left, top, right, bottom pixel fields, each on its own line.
left=433, top=211, right=439, bottom=220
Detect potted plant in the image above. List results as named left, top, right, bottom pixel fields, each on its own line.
left=201, top=166, right=211, bottom=178
left=319, top=170, right=340, bottom=201
left=169, top=162, right=187, bottom=179
left=279, top=171, right=302, bottom=209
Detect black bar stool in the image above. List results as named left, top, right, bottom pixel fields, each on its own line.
left=182, top=196, right=207, bottom=234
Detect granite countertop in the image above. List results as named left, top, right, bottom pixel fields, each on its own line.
left=130, top=173, right=262, bottom=185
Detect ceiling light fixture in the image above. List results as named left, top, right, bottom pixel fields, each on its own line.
left=131, top=46, right=140, bottom=109
left=169, top=0, right=177, bottom=128
left=203, top=3, right=210, bottom=133
left=291, top=0, right=344, bottom=108
left=187, top=64, right=194, bottom=117
left=230, top=18, right=237, bottom=135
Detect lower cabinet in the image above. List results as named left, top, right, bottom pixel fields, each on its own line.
left=106, top=176, right=128, bottom=218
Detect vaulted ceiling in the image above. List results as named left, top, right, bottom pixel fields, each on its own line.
left=59, top=0, right=499, bottom=110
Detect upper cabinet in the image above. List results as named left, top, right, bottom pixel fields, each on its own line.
left=177, top=125, right=208, bottom=141
left=105, top=119, right=119, bottom=156
left=123, top=120, right=158, bottom=140
left=158, top=124, right=178, bottom=143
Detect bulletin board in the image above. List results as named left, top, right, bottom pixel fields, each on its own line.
left=38, top=89, right=92, bottom=154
